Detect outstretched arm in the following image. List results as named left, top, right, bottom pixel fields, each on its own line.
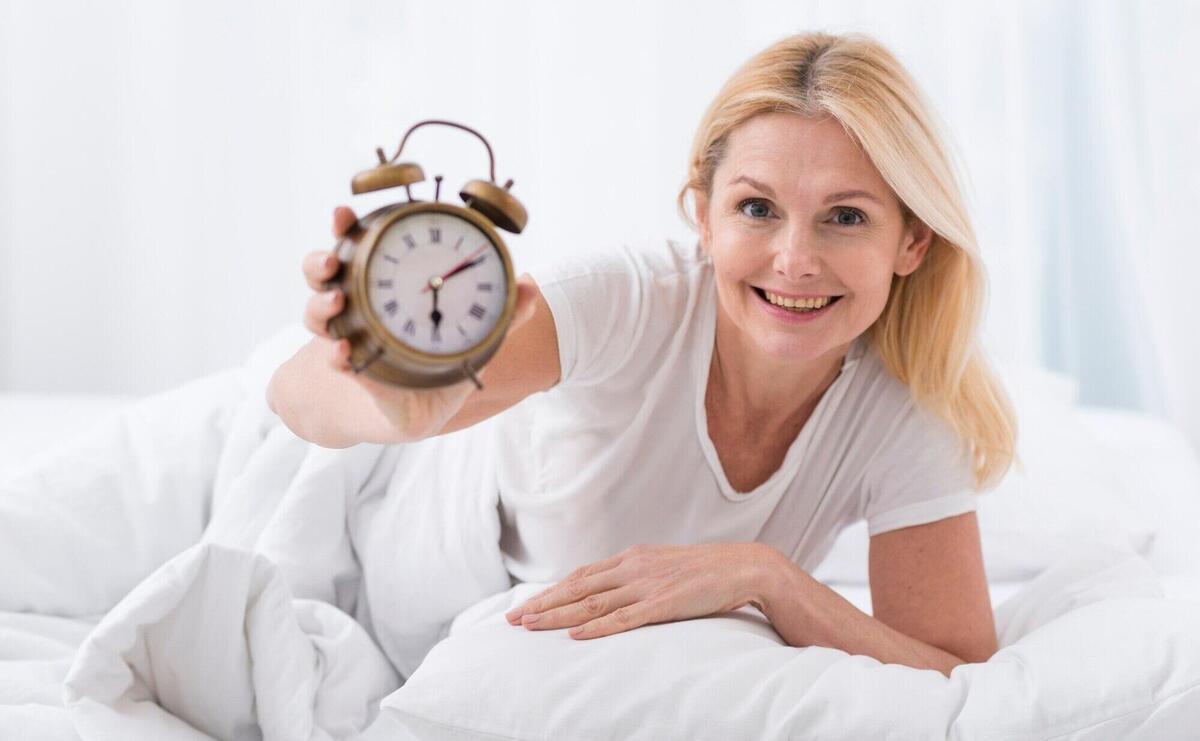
left=267, top=206, right=561, bottom=448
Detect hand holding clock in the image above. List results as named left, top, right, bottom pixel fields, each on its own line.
left=292, top=205, right=540, bottom=443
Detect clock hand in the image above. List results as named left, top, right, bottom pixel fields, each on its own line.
left=421, top=245, right=490, bottom=293
left=441, top=255, right=486, bottom=282
left=429, top=284, right=443, bottom=342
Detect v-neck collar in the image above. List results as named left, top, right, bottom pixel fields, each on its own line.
left=691, top=270, right=866, bottom=502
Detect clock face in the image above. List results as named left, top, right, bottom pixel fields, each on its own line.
left=364, top=210, right=510, bottom=356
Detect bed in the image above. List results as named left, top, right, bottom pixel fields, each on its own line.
left=2, top=325, right=1199, bottom=740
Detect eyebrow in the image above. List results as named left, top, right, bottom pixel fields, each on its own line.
left=728, top=175, right=883, bottom=206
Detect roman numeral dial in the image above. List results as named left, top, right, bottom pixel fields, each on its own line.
left=363, top=210, right=509, bottom=357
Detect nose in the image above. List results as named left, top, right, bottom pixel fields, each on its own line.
left=773, top=231, right=823, bottom=282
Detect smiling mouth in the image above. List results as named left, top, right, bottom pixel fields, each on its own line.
left=751, top=286, right=844, bottom=313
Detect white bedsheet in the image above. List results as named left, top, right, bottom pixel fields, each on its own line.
left=2, top=326, right=1199, bottom=739
left=0, top=326, right=513, bottom=739
left=372, top=544, right=1200, bottom=740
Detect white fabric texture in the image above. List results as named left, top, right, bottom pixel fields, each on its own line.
left=377, top=544, right=1200, bottom=740
left=498, top=237, right=978, bottom=585
left=2, top=326, right=1200, bottom=739
left=814, top=367, right=1200, bottom=585
left=0, top=325, right=513, bottom=740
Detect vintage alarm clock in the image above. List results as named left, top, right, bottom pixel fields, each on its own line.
left=325, top=119, right=527, bottom=389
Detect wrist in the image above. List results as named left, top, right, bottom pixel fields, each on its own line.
left=743, top=543, right=798, bottom=616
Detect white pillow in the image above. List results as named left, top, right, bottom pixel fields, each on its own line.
left=0, top=394, right=134, bottom=473
left=814, top=364, right=1159, bottom=584
left=1075, top=406, right=1200, bottom=578
left=376, top=547, right=1200, bottom=740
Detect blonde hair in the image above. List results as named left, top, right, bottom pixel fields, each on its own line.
left=677, top=31, right=1015, bottom=490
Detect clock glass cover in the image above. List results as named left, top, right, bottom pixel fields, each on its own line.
left=365, top=211, right=509, bottom=356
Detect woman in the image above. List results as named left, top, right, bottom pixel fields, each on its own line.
left=268, top=31, right=1016, bottom=678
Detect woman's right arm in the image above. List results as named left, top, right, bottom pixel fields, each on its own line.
left=266, top=206, right=561, bottom=448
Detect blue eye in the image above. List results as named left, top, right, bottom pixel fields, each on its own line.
left=833, top=208, right=866, bottom=226
left=737, top=198, right=773, bottom=219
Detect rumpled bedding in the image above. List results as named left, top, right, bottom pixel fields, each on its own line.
left=0, top=326, right=512, bottom=739
left=1, top=326, right=1198, bottom=740
left=371, top=544, right=1200, bottom=740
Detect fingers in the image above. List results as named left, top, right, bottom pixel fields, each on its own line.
left=304, top=289, right=344, bottom=337
left=306, top=336, right=352, bottom=372
left=518, top=586, right=638, bottom=632
left=505, top=563, right=602, bottom=623
left=332, top=205, right=358, bottom=237
left=297, top=336, right=352, bottom=377
left=303, top=250, right=339, bottom=291
left=300, top=205, right=357, bottom=291
left=303, top=206, right=356, bottom=291
left=328, top=337, right=352, bottom=371
left=568, top=600, right=658, bottom=640
left=505, top=557, right=624, bottom=625
left=298, top=207, right=356, bottom=347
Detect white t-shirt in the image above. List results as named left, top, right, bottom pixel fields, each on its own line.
left=492, top=237, right=978, bottom=585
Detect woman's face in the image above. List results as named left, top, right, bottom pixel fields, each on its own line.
left=695, top=112, right=932, bottom=364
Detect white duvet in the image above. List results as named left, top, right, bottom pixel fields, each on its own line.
left=1, top=327, right=1199, bottom=740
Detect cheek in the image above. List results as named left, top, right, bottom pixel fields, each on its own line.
left=841, top=260, right=898, bottom=321
left=708, top=236, right=767, bottom=282
left=710, top=265, right=752, bottom=314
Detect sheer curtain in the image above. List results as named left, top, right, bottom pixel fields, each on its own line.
left=981, top=0, right=1198, bottom=434
left=1, top=0, right=1197, bottom=448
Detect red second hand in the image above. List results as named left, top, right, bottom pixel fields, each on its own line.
left=421, top=245, right=490, bottom=293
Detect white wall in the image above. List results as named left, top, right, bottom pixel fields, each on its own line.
left=2, top=0, right=1198, bottom=450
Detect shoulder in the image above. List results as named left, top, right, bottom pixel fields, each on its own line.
left=522, top=237, right=710, bottom=387
left=524, top=236, right=708, bottom=291
left=834, top=339, right=972, bottom=486
left=845, top=343, right=924, bottom=428
left=840, top=341, right=976, bottom=531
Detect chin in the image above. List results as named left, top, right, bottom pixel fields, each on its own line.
left=753, top=332, right=835, bottom=362
left=747, top=307, right=868, bottom=366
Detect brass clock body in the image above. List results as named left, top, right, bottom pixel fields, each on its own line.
left=324, top=120, right=527, bottom=389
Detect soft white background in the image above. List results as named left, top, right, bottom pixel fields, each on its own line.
left=1, top=1, right=1198, bottom=452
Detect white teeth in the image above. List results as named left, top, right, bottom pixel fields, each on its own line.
left=763, top=290, right=834, bottom=312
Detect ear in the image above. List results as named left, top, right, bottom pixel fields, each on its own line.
left=894, top=218, right=933, bottom=277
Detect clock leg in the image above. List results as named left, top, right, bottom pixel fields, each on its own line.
left=351, top=345, right=385, bottom=374
left=461, top=361, right=483, bottom=391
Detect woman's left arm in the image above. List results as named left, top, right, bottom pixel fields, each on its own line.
left=760, top=512, right=998, bottom=678
left=506, top=513, right=996, bottom=679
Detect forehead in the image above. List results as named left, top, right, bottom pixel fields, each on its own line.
left=719, top=112, right=886, bottom=192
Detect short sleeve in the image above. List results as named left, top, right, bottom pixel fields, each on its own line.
left=523, top=245, right=650, bottom=388
left=862, top=398, right=978, bottom=537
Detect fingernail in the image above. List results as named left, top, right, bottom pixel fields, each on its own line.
left=522, top=613, right=540, bottom=624
left=569, top=626, right=584, bottom=636
left=327, top=291, right=339, bottom=304
left=505, top=609, right=522, bottom=620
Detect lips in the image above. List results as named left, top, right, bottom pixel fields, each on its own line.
left=751, top=286, right=844, bottom=312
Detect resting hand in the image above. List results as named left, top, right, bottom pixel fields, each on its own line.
left=503, top=542, right=776, bottom=640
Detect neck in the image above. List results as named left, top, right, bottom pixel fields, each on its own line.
left=708, top=304, right=849, bottom=428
